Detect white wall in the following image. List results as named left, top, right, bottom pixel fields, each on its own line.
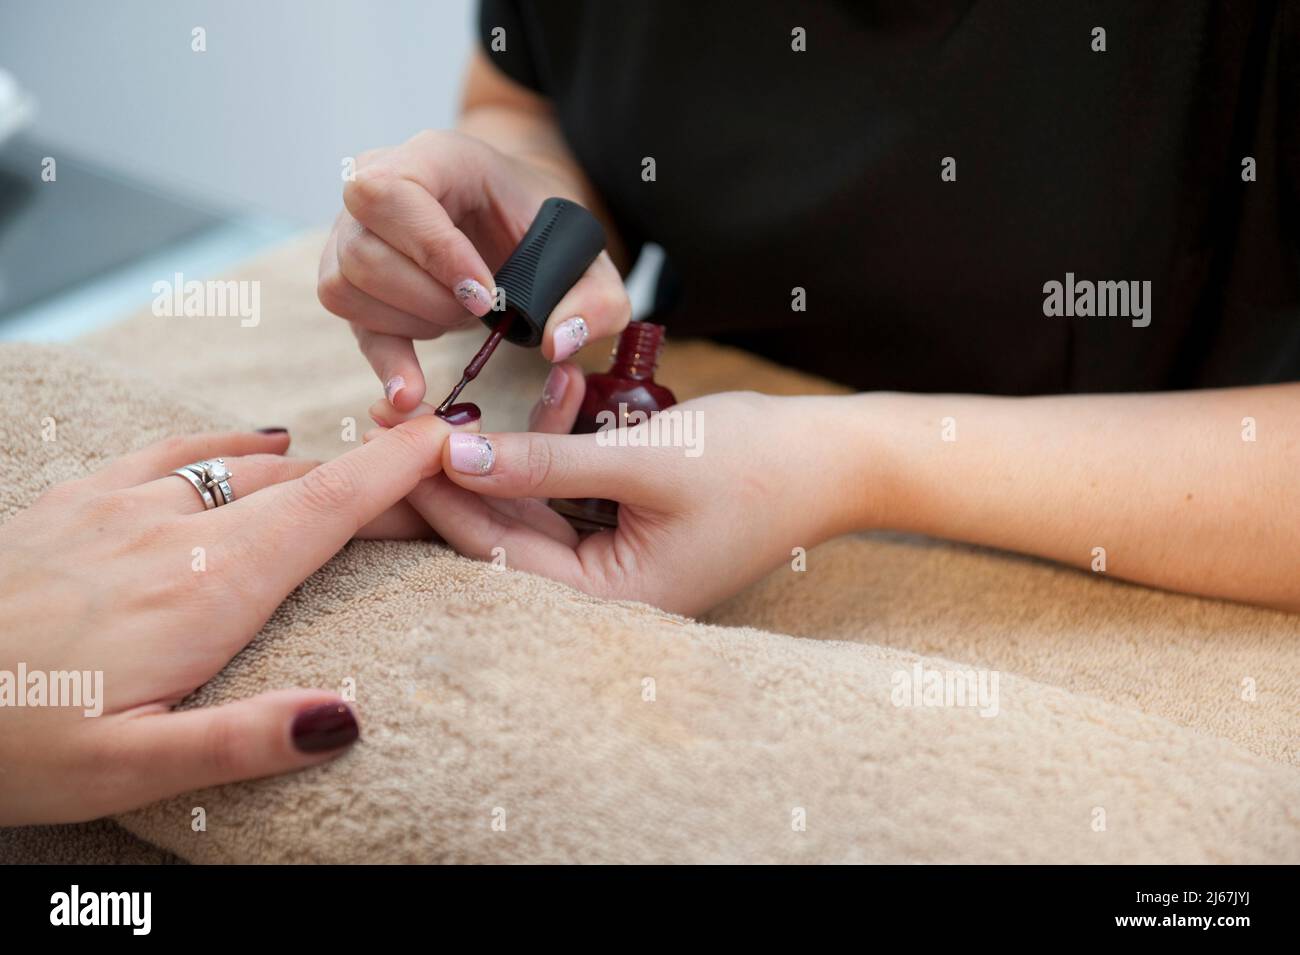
left=0, top=0, right=476, bottom=225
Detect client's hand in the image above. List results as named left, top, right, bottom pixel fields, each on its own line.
left=385, top=377, right=873, bottom=616
left=0, top=419, right=467, bottom=825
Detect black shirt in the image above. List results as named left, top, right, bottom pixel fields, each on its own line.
left=479, top=0, right=1300, bottom=394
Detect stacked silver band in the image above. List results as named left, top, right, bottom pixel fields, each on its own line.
left=171, top=458, right=235, bottom=509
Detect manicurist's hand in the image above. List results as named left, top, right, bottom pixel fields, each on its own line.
left=378, top=375, right=1300, bottom=616
left=396, top=380, right=875, bottom=616
left=0, top=418, right=469, bottom=826
left=318, top=52, right=630, bottom=412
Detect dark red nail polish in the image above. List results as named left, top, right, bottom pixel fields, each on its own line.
left=257, top=427, right=289, bottom=434
left=551, top=322, right=676, bottom=532
left=291, top=702, right=359, bottom=753
left=436, top=402, right=482, bottom=426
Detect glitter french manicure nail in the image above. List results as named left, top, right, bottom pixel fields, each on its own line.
left=541, top=365, right=569, bottom=407
left=384, top=375, right=405, bottom=404
left=448, top=433, right=495, bottom=474
left=454, top=279, right=492, bottom=316
left=551, top=316, right=589, bottom=362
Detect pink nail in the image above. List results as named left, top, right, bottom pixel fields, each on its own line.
left=448, top=433, right=494, bottom=474
left=551, top=317, right=588, bottom=362
left=454, top=279, right=492, bottom=317
left=540, top=365, right=569, bottom=407
left=384, top=375, right=405, bottom=403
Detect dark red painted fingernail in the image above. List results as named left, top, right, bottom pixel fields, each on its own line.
left=436, top=402, right=481, bottom=426
left=257, top=427, right=289, bottom=434
left=291, top=702, right=359, bottom=753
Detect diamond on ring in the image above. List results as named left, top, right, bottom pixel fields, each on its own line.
left=175, top=458, right=235, bottom=507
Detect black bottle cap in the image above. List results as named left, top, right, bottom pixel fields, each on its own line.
left=484, top=197, right=606, bottom=347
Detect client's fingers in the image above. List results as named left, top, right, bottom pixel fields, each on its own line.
left=368, top=397, right=437, bottom=427
left=105, top=690, right=358, bottom=816
left=91, top=430, right=292, bottom=490
left=210, top=415, right=454, bottom=592
left=132, top=453, right=319, bottom=514
left=368, top=399, right=484, bottom=429
left=373, top=362, right=579, bottom=435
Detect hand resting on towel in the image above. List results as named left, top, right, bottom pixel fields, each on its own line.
left=0, top=417, right=473, bottom=825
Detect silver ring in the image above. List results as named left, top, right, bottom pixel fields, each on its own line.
left=195, top=458, right=236, bottom=506
left=176, top=458, right=236, bottom=508
left=171, top=465, right=217, bottom=509
left=215, top=479, right=234, bottom=505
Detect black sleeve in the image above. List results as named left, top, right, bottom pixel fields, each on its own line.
left=478, top=0, right=545, bottom=93
left=1283, top=0, right=1299, bottom=226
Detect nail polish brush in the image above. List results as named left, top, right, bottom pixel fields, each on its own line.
left=434, top=313, right=515, bottom=415
left=434, top=197, right=606, bottom=418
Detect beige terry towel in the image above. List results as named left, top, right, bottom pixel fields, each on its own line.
left=1, top=234, right=1297, bottom=863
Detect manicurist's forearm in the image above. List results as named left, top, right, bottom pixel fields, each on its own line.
left=457, top=49, right=627, bottom=266
left=842, top=385, right=1300, bottom=611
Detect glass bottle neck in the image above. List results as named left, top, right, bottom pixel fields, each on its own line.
left=610, top=322, right=664, bottom=379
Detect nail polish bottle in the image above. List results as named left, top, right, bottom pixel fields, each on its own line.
left=550, top=321, right=676, bottom=532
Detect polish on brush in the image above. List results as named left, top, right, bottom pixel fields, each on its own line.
left=435, top=314, right=515, bottom=416
left=433, top=197, right=606, bottom=418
